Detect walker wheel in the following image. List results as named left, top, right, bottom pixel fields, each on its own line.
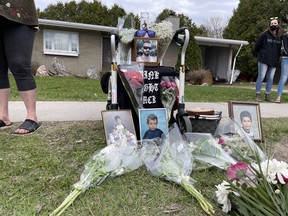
left=176, top=114, right=192, bottom=133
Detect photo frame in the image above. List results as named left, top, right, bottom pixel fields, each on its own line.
left=132, top=37, right=158, bottom=66
left=101, top=110, right=137, bottom=145
left=228, top=101, right=263, bottom=141
left=138, top=108, right=168, bottom=141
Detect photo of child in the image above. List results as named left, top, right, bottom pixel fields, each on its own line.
left=101, top=110, right=137, bottom=146
left=239, top=110, right=254, bottom=138
left=143, top=114, right=164, bottom=139
left=139, top=108, right=168, bottom=145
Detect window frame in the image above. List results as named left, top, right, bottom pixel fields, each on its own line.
left=43, top=29, right=79, bottom=56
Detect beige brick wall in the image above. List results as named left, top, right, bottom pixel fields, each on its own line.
left=32, top=26, right=104, bottom=77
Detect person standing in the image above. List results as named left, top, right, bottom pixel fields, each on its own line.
left=254, top=17, right=282, bottom=102
left=275, top=32, right=288, bottom=103
left=0, top=0, right=41, bottom=134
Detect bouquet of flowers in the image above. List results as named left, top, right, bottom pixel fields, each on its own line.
left=160, top=76, right=178, bottom=121
left=140, top=123, right=214, bottom=215
left=184, top=132, right=237, bottom=170
left=215, top=159, right=288, bottom=215
left=50, top=142, right=143, bottom=216
left=214, top=117, right=267, bottom=162
left=117, top=15, right=136, bottom=64
left=150, top=20, right=174, bottom=62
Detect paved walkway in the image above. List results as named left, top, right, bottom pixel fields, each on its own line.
left=8, top=101, right=288, bottom=122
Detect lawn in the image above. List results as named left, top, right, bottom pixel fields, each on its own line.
left=8, top=74, right=287, bottom=102
left=1, top=75, right=288, bottom=215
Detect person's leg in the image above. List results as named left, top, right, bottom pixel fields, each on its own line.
left=255, top=61, right=268, bottom=92
left=0, top=31, right=12, bottom=126
left=276, top=58, right=288, bottom=100
left=264, top=66, right=276, bottom=101
left=4, top=24, right=38, bottom=133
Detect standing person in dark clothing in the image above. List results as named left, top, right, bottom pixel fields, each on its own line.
left=0, top=0, right=41, bottom=134
left=254, top=17, right=282, bottom=102
left=275, top=32, right=288, bottom=103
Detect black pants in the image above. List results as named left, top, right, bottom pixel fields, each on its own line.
left=0, top=17, right=36, bottom=91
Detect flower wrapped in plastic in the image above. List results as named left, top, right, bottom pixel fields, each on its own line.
left=214, top=117, right=267, bottom=162
left=118, top=63, right=144, bottom=109
left=184, top=132, right=237, bottom=170
left=160, top=76, right=178, bottom=121
left=50, top=142, right=143, bottom=216
left=215, top=159, right=288, bottom=215
left=117, top=15, right=136, bottom=64
left=150, top=20, right=174, bottom=62
left=140, top=123, right=214, bottom=215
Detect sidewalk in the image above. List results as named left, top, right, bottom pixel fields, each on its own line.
left=8, top=101, right=288, bottom=122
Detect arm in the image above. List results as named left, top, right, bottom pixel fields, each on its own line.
left=254, top=32, right=265, bottom=56
left=283, top=35, right=288, bottom=55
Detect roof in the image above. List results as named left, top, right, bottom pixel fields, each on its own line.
left=194, top=36, right=249, bottom=47
left=38, top=18, right=117, bottom=32
left=38, top=19, right=249, bottom=47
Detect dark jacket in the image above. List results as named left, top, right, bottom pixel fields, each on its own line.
left=143, top=128, right=163, bottom=139
left=282, top=34, right=288, bottom=57
left=254, top=30, right=282, bottom=67
left=0, top=0, right=38, bottom=26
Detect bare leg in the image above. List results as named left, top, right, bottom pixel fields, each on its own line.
left=0, top=88, right=12, bottom=125
left=14, top=89, right=37, bottom=134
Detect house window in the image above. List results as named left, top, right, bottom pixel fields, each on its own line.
left=43, top=29, right=79, bottom=56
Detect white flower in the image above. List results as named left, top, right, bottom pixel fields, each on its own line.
left=215, top=180, right=232, bottom=213
left=259, top=159, right=288, bottom=184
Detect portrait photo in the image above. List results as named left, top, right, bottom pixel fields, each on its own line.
left=228, top=101, right=263, bottom=141
left=133, top=37, right=158, bottom=65
left=138, top=108, right=168, bottom=143
left=101, top=110, right=137, bottom=145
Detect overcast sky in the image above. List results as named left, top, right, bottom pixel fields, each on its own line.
left=35, top=0, right=239, bottom=26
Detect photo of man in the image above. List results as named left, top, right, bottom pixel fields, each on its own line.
left=136, top=40, right=157, bottom=63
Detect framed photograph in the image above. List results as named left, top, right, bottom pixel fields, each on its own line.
left=138, top=108, right=168, bottom=142
left=228, top=101, right=263, bottom=141
left=101, top=110, right=137, bottom=145
left=133, top=37, right=158, bottom=66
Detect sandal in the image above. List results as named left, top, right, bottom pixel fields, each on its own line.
left=12, top=119, right=41, bottom=135
left=0, top=120, right=13, bottom=129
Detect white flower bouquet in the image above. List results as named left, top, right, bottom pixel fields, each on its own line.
left=140, top=123, right=214, bottom=215
left=117, top=16, right=136, bottom=64
left=50, top=142, right=143, bottom=216
left=216, top=159, right=288, bottom=215
left=150, top=20, right=174, bottom=62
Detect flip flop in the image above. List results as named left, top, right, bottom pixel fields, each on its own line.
left=12, top=119, right=42, bottom=135
left=0, top=120, right=13, bottom=129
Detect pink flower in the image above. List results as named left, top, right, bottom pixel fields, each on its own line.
left=227, top=162, right=250, bottom=181
left=218, top=137, right=225, bottom=145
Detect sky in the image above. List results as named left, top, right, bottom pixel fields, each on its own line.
left=34, top=0, right=240, bottom=26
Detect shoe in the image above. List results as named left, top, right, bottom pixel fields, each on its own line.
left=275, top=96, right=281, bottom=103
left=265, top=93, right=271, bottom=102
left=0, top=120, right=13, bottom=129
left=256, top=93, right=262, bottom=102
left=12, top=119, right=41, bottom=135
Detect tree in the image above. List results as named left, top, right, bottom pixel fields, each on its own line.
left=223, top=0, right=288, bottom=79
left=200, top=15, right=229, bottom=38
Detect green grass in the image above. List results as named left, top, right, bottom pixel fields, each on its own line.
left=8, top=74, right=288, bottom=102
left=2, top=75, right=288, bottom=215
left=0, top=119, right=287, bottom=215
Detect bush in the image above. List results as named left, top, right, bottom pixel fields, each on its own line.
left=186, top=69, right=212, bottom=85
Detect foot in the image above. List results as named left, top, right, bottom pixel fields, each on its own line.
left=275, top=96, right=281, bottom=103
left=13, top=119, right=41, bottom=135
left=0, top=119, right=13, bottom=129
